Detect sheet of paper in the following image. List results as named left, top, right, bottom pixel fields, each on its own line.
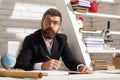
left=28, top=70, right=69, bottom=76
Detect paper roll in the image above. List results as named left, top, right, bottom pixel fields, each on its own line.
left=0, top=70, right=42, bottom=78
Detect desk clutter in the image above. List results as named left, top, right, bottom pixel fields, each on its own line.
left=92, top=60, right=115, bottom=70
left=0, top=68, right=83, bottom=78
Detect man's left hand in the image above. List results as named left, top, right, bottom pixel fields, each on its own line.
left=78, top=65, right=93, bottom=74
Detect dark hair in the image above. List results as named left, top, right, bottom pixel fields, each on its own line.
left=42, top=8, right=62, bottom=22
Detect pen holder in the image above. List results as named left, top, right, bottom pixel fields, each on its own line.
left=113, top=57, right=120, bottom=69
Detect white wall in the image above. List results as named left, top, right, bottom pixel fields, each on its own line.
left=0, top=0, right=56, bottom=54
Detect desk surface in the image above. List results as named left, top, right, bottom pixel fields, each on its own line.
left=1, top=70, right=120, bottom=80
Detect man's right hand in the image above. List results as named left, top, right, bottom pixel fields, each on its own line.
left=41, top=59, right=61, bottom=70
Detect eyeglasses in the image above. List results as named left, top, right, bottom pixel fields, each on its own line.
left=44, top=18, right=60, bottom=26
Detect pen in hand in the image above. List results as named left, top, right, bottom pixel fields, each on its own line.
left=45, top=55, right=63, bottom=70
left=46, top=55, right=52, bottom=60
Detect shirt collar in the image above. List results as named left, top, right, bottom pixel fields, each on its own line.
left=42, top=35, right=53, bottom=54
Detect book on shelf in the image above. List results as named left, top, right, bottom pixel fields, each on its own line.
left=83, top=36, right=104, bottom=42
left=86, top=46, right=104, bottom=50
left=92, top=60, right=108, bottom=70
left=86, top=44, right=103, bottom=47
left=71, top=0, right=91, bottom=8
left=84, top=36, right=104, bottom=50
left=28, top=70, right=82, bottom=76
left=80, top=27, right=98, bottom=31
left=71, top=0, right=90, bottom=13
left=86, top=44, right=104, bottom=50
left=71, top=3, right=91, bottom=8
left=72, top=6, right=88, bottom=13
left=71, top=0, right=91, bottom=5
left=85, top=40, right=104, bottom=45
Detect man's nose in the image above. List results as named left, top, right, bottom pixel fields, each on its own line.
left=49, top=22, right=54, bottom=28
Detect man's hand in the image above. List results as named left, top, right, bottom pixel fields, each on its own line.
left=78, top=65, right=93, bottom=74
left=41, top=59, right=61, bottom=70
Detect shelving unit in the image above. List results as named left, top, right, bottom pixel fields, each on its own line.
left=55, top=0, right=120, bottom=69
left=55, top=0, right=92, bottom=69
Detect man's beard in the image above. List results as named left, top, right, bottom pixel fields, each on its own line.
left=42, top=28, right=56, bottom=39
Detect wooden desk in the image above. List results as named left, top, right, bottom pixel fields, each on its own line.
left=1, top=70, right=120, bottom=80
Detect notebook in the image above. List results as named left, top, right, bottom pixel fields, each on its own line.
left=29, top=70, right=82, bottom=76
left=28, top=70, right=69, bottom=76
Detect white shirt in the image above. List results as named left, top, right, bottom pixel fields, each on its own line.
left=34, top=36, right=53, bottom=70
left=42, top=36, right=53, bottom=55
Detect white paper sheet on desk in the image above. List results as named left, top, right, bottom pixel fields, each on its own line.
left=28, top=70, right=69, bottom=76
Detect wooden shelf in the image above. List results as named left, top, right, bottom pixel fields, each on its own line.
left=74, top=12, right=120, bottom=19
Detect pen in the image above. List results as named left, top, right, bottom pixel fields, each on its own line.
left=46, top=55, right=52, bottom=60
left=45, top=55, right=63, bottom=70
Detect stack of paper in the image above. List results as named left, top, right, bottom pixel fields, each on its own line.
left=84, top=36, right=104, bottom=50
left=71, top=0, right=91, bottom=13
left=29, top=70, right=69, bottom=76
left=28, top=70, right=82, bottom=76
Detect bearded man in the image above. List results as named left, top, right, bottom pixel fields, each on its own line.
left=14, top=8, right=92, bottom=74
